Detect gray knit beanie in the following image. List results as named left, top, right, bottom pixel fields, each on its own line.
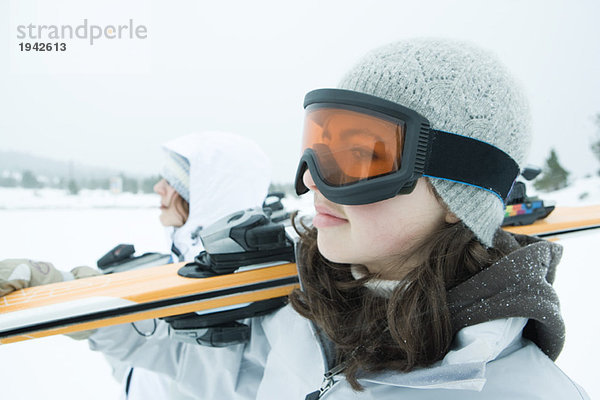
left=338, top=38, right=531, bottom=247
left=161, top=150, right=191, bottom=203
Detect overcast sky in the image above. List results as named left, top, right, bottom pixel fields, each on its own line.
left=1, top=0, right=599, bottom=183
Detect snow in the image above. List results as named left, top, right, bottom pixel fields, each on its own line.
left=553, top=229, right=600, bottom=398
left=526, top=175, right=600, bottom=207
left=0, top=186, right=598, bottom=399
left=0, top=196, right=169, bottom=400
left=0, top=187, right=158, bottom=210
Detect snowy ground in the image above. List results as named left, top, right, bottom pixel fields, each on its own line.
left=0, top=187, right=159, bottom=210
left=0, top=181, right=598, bottom=399
left=0, top=204, right=169, bottom=400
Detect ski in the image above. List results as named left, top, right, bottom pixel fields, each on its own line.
left=0, top=261, right=298, bottom=345
left=1, top=205, right=599, bottom=345
left=503, top=204, right=600, bottom=237
left=0, top=208, right=297, bottom=345
left=501, top=167, right=600, bottom=236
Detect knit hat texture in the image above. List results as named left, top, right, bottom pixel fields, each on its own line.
left=161, top=150, right=191, bottom=203
left=338, top=38, right=531, bottom=246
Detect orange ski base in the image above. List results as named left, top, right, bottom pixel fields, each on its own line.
left=0, top=262, right=299, bottom=344
left=503, top=205, right=600, bottom=236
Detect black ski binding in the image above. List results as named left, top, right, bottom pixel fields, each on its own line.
left=262, top=191, right=290, bottom=223
left=178, top=207, right=295, bottom=278
left=163, top=298, right=287, bottom=347
left=166, top=207, right=296, bottom=347
left=97, top=244, right=170, bottom=274
left=502, top=166, right=555, bottom=227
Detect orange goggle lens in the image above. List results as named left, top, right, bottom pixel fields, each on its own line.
left=302, top=106, right=405, bottom=186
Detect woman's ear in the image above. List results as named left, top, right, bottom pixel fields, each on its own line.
left=445, top=211, right=460, bottom=224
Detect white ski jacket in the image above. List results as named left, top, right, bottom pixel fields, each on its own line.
left=121, top=132, right=271, bottom=400
left=90, top=304, right=589, bottom=399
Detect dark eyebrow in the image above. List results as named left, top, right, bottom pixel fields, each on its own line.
left=339, top=128, right=383, bottom=142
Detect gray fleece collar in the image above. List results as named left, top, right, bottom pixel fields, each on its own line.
left=447, top=229, right=564, bottom=360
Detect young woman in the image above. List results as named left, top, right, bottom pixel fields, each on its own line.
left=116, top=131, right=272, bottom=399
left=85, top=38, right=589, bottom=399
left=152, top=131, right=272, bottom=263
left=1, top=39, right=589, bottom=399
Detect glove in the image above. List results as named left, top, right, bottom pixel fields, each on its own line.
left=0, top=258, right=101, bottom=339
left=1, top=259, right=65, bottom=296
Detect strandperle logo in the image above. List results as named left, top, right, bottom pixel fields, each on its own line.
left=16, top=19, right=148, bottom=45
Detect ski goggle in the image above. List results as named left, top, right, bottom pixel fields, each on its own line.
left=295, top=89, right=520, bottom=205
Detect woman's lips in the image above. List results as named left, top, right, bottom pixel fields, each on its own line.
left=313, top=204, right=348, bottom=228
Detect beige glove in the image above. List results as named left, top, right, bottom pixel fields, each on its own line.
left=71, top=265, right=102, bottom=279
left=0, top=259, right=64, bottom=296
left=0, top=258, right=101, bottom=339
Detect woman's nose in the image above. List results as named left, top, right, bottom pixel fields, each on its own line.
left=302, top=169, right=318, bottom=191
left=153, top=179, right=165, bottom=195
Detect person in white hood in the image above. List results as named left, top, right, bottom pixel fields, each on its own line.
left=153, top=131, right=271, bottom=263
left=0, top=131, right=272, bottom=398
left=119, top=131, right=271, bottom=399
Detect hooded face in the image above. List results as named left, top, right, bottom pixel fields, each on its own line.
left=154, top=178, right=187, bottom=227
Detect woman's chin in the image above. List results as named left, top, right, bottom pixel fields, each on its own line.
left=159, top=213, right=182, bottom=228
left=316, top=234, right=350, bottom=265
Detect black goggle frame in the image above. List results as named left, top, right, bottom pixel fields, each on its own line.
left=295, top=89, right=519, bottom=206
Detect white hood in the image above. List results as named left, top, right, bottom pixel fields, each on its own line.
left=162, top=131, right=271, bottom=261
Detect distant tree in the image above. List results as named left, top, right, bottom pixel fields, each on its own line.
left=141, top=175, right=160, bottom=193
left=0, top=170, right=17, bottom=187
left=21, top=170, right=42, bottom=188
left=87, top=178, right=111, bottom=190
left=57, top=177, right=69, bottom=189
left=533, top=149, right=570, bottom=192
left=121, top=174, right=139, bottom=193
left=67, top=179, right=80, bottom=195
left=593, top=113, right=600, bottom=174
left=0, top=175, right=18, bottom=187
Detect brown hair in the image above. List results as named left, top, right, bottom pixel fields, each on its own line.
left=289, top=210, right=505, bottom=390
left=173, top=193, right=190, bottom=224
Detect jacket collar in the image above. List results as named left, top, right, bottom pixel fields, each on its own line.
left=357, top=317, right=527, bottom=391
left=354, top=231, right=563, bottom=390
